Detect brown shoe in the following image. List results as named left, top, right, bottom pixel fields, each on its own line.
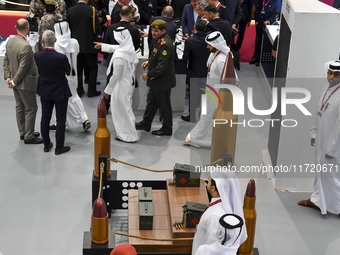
left=298, top=199, right=319, bottom=209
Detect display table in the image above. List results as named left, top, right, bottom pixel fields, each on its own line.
left=259, top=24, right=280, bottom=91
left=128, top=179, right=208, bottom=253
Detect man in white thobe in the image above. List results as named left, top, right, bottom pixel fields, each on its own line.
left=53, top=20, right=91, bottom=131
left=95, top=27, right=138, bottom=142
left=184, top=31, right=233, bottom=148
left=192, top=171, right=247, bottom=255
left=298, top=60, right=340, bottom=214
left=195, top=214, right=244, bottom=255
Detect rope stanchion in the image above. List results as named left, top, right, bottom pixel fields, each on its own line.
left=109, top=158, right=223, bottom=173
left=115, top=231, right=194, bottom=241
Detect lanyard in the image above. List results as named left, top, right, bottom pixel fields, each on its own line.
left=216, top=2, right=221, bottom=10
left=198, top=199, right=222, bottom=224
left=262, top=0, right=271, bottom=10
left=44, top=47, right=55, bottom=51
left=320, top=85, right=340, bottom=111
left=117, top=1, right=123, bottom=7
left=39, top=2, right=44, bottom=14
left=208, top=51, right=221, bottom=73
left=17, top=34, right=26, bottom=41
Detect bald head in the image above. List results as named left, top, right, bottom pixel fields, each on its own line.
left=120, top=5, right=132, bottom=21
left=16, top=18, right=29, bottom=35
left=162, top=6, right=174, bottom=18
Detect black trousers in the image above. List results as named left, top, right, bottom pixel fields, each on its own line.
left=253, top=24, right=264, bottom=59
left=40, top=97, right=68, bottom=149
left=77, top=53, right=98, bottom=95
left=143, top=88, right=173, bottom=132
left=236, top=18, right=248, bottom=50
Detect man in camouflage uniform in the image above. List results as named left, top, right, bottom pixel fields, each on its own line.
left=29, top=0, right=67, bottom=19
left=38, top=0, right=63, bottom=36
left=136, top=20, right=176, bottom=136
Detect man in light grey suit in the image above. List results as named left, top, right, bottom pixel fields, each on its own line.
left=3, top=18, right=43, bottom=144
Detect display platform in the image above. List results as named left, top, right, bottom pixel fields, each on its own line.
left=127, top=179, right=208, bottom=253
left=83, top=231, right=115, bottom=255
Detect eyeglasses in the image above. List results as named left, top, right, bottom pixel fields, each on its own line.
left=327, top=71, right=340, bottom=77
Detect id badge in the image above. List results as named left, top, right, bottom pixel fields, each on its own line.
left=317, top=111, right=322, bottom=118
left=261, top=9, right=265, bottom=15
left=148, top=2, right=153, bottom=7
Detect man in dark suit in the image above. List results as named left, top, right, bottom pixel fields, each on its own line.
left=147, top=6, right=177, bottom=51
left=236, top=0, right=252, bottom=50
left=205, top=5, right=231, bottom=45
left=3, top=18, right=42, bottom=144
left=207, top=0, right=232, bottom=25
left=35, top=30, right=72, bottom=155
left=67, top=0, right=101, bottom=98
left=103, top=5, right=141, bottom=112
left=171, top=0, right=190, bottom=21
left=181, top=0, right=199, bottom=38
left=136, top=20, right=176, bottom=136
left=249, top=0, right=281, bottom=66
left=182, top=19, right=210, bottom=122
left=135, top=0, right=154, bottom=25
left=111, top=0, right=129, bottom=24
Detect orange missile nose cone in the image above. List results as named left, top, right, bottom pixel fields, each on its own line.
left=220, top=51, right=236, bottom=87
left=98, top=97, right=107, bottom=119
left=93, top=198, right=108, bottom=218
left=245, top=179, right=256, bottom=198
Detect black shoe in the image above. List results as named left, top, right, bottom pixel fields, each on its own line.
left=249, top=57, right=259, bottom=65
left=77, top=89, right=85, bottom=97
left=50, top=125, right=56, bottom=131
left=255, top=62, right=260, bottom=67
left=181, top=115, right=190, bottom=122
left=44, top=142, right=53, bottom=152
left=97, top=59, right=101, bottom=64
left=151, top=129, right=172, bottom=136
left=20, top=132, right=40, bottom=140
left=83, top=120, right=91, bottom=131
left=135, top=121, right=151, bottom=131
left=88, top=91, right=101, bottom=97
left=55, top=146, right=71, bottom=155
left=24, top=137, right=43, bottom=144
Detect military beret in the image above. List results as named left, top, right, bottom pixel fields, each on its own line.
left=45, top=0, right=56, bottom=5
left=151, top=20, right=166, bottom=29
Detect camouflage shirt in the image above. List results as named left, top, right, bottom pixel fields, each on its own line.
left=29, top=0, right=67, bottom=19
left=38, top=13, right=63, bottom=36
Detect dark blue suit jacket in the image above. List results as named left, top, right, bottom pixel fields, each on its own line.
left=255, top=0, right=281, bottom=28
left=181, top=3, right=199, bottom=35
left=182, top=31, right=210, bottom=82
left=35, top=49, right=71, bottom=101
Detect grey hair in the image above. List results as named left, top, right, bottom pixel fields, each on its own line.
left=42, top=30, right=55, bottom=47
left=162, top=6, right=174, bottom=17
left=197, top=0, right=208, bottom=10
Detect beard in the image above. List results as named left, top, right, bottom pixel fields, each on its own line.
left=209, top=47, right=218, bottom=53
left=328, top=78, right=340, bottom=87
